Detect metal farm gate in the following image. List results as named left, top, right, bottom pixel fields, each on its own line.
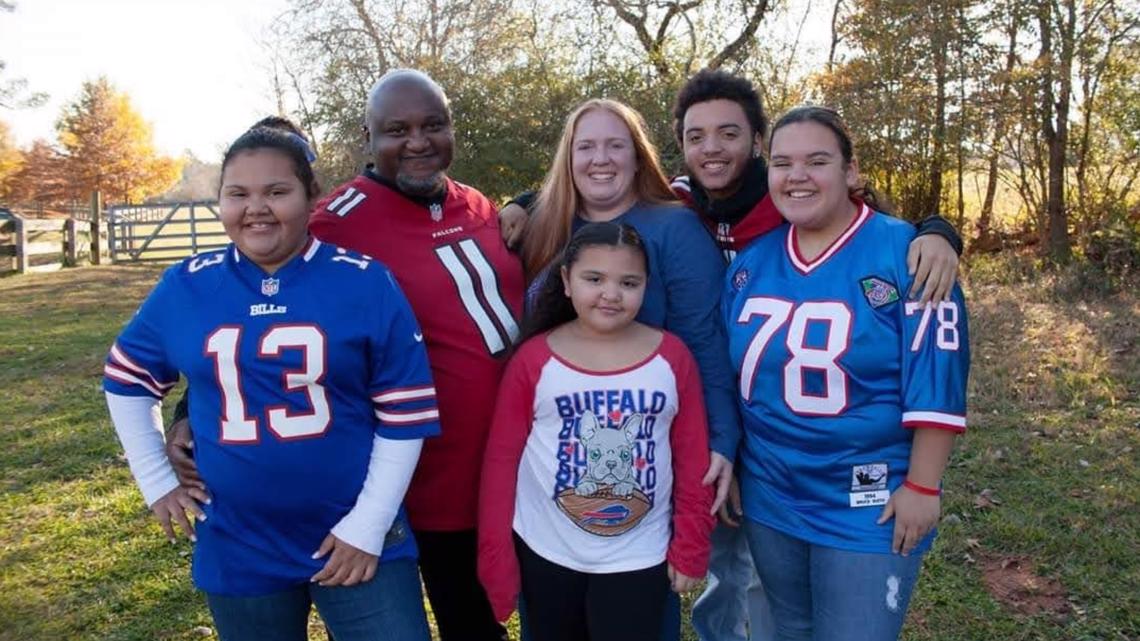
left=108, top=201, right=227, bottom=263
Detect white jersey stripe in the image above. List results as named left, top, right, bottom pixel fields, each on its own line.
left=901, top=411, right=967, bottom=428
left=303, top=239, right=322, bottom=262
left=458, top=239, right=520, bottom=343
left=374, top=408, right=440, bottom=424
left=372, top=386, right=437, bottom=404
left=332, top=191, right=367, bottom=217
left=327, top=187, right=357, bottom=213
left=110, top=343, right=176, bottom=391
left=104, top=364, right=166, bottom=398
left=436, top=245, right=507, bottom=354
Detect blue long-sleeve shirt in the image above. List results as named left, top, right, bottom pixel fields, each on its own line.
left=569, top=202, right=741, bottom=459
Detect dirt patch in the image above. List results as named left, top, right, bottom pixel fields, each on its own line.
left=981, top=555, right=1071, bottom=620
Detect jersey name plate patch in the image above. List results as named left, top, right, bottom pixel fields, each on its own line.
left=849, top=462, right=890, bottom=507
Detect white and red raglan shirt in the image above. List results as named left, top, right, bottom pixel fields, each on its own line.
left=477, top=331, right=715, bottom=621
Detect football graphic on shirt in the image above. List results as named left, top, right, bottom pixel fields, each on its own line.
left=556, top=412, right=651, bottom=536
left=556, top=485, right=652, bottom=536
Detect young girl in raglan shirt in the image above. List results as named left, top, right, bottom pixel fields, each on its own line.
left=477, top=222, right=715, bottom=641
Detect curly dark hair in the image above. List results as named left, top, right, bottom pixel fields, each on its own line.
left=672, top=69, right=768, bottom=145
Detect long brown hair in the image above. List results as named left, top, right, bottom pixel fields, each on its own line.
left=521, top=99, right=677, bottom=278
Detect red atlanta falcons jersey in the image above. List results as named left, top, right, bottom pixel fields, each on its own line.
left=310, top=173, right=525, bottom=530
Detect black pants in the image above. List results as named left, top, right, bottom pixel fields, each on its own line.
left=515, top=535, right=669, bottom=641
left=416, top=528, right=509, bottom=641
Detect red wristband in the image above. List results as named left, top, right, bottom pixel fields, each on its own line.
left=903, top=479, right=941, bottom=496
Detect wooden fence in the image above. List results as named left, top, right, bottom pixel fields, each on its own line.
left=0, top=192, right=231, bottom=275
left=0, top=193, right=110, bottom=275
left=0, top=216, right=109, bottom=274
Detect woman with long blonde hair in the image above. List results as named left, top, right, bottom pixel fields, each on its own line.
left=521, top=99, right=677, bottom=277
left=482, top=98, right=739, bottom=641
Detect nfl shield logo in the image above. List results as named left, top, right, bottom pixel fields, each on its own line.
left=261, top=278, right=280, bottom=297
left=430, top=203, right=443, bottom=222
left=732, top=268, right=750, bottom=291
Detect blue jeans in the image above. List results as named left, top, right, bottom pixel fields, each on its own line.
left=692, top=521, right=773, bottom=641
left=205, top=558, right=431, bottom=641
left=742, top=521, right=923, bottom=641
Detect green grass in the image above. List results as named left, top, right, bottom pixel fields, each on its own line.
left=0, top=262, right=1136, bottom=640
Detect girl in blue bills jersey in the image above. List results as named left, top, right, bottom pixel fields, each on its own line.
left=104, top=126, right=437, bottom=641
left=722, top=106, right=970, bottom=641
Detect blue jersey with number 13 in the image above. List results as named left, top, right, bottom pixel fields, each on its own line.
left=104, top=239, right=440, bottom=595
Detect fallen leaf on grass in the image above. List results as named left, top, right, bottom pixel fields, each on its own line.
left=974, top=488, right=1002, bottom=509
left=191, top=626, right=213, bottom=637
left=966, top=537, right=982, bottom=549
left=1078, top=459, right=1090, bottom=468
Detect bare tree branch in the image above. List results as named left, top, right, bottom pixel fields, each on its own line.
left=709, top=0, right=773, bottom=69
left=349, top=0, right=390, bottom=72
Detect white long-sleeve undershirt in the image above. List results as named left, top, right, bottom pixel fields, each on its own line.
left=105, top=391, right=423, bottom=555
left=105, top=392, right=180, bottom=506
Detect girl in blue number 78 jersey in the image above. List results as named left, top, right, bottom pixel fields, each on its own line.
left=723, top=106, right=969, bottom=641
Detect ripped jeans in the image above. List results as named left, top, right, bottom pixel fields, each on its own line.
left=742, top=520, right=924, bottom=641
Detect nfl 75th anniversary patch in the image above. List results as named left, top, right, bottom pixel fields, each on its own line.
left=860, top=276, right=899, bottom=309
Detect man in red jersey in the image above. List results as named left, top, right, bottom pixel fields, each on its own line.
left=168, top=70, right=522, bottom=641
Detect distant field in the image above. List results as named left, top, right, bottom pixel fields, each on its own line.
left=0, top=261, right=1136, bottom=640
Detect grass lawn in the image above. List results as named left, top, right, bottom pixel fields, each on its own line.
left=0, top=262, right=1136, bottom=640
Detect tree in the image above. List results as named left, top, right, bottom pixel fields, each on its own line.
left=6, top=139, right=68, bottom=205
left=591, top=0, right=775, bottom=78
left=815, top=0, right=975, bottom=216
left=1036, top=0, right=1076, bottom=261
left=976, top=0, right=1025, bottom=244
left=0, top=120, right=23, bottom=198
left=1071, top=0, right=1139, bottom=238
left=54, top=77, right=181, bottom=203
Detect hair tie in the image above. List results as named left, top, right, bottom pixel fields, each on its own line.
left=286, top=132, right=318, bottom=163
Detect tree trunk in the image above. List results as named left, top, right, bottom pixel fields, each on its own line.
left=828, top=0, right=844, bottom=72
left=1049, top=0, right=1075, bottom=261
left=978, top=2, right=1020, bottom=241
left=928, top=1, right=948, bottom=216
